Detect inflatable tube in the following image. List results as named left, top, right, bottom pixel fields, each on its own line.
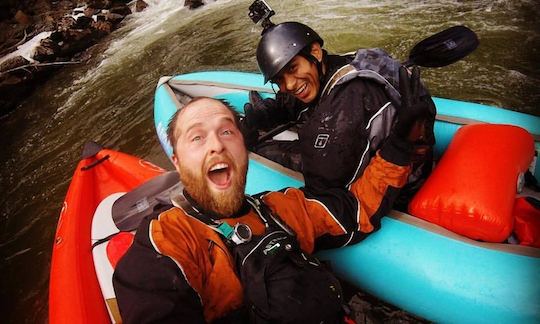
left=49, top=144, right=164, bottom=324
left=409, top=124, right=535, bottom=242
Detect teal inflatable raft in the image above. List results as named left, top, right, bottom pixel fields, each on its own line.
left=154, top=71, right=540, bottom=323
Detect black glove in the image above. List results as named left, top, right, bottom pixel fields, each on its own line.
left=243, top=91, right=300, bottom=131
left=394, top=66, right=434, bottom=143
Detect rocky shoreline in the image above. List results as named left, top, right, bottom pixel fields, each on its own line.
left=0, top=0, right=205, bottom=118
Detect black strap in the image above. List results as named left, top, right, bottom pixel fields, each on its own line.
left=171, top=190, right=220, bottom=226
left=525, top=170, right=540, bottom=192
left=171, top=192, right=294, bottom=241
left=91, top=231, right=129, bottom=249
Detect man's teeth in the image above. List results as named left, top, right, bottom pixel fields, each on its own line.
left=295, top=84, right=306, bottom=95
left=210, top=163, right=228, bottom=171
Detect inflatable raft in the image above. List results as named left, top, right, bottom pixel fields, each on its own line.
left=49, top=71, right=540, bottom=324
left=153, top=71, right=540, bottom=323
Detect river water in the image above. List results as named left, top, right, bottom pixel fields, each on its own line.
left=1, top=0, right=539, bottom=322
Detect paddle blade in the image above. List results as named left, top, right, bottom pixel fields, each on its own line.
left=407, top=25, right=479, bottom=68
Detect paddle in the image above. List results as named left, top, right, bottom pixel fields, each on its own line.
left=254, top=25, right=479, bottom=146
left=403, top=25, right=479, bottom=68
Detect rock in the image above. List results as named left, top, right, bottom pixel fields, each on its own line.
left=14, top=10, right=32, bottom=25
left=88, top=0, right=112, bottom=10
left=105, top=12, right=125, bottom=24
left=43, top=14, right=56, bottom=28
left=91, top=21, right=113, bottom=35
left=56, top=1, right=75, bottom=12
left=135, top=0, right=148, bottom=12
left=184, top=0, right=204, bottom=9
left=110, top=5, right=132, bottom=17
left=0, top=0, right=141, bottom=117
left=56, top=16, right=76, bottom=31
left=74, top=16, right=94, bottom=29
left=57, top=29, right=95, bottom=56
left=33, top=38, right=59, bottom=62
left=84, top=7, right=101, bottom=17
left=0, top=56, right=30, bottom=73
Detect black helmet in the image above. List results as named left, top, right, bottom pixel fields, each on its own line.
left=256, top=22, right=323, bottom=84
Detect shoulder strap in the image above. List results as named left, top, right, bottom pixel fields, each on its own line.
left=248, top=195, right=295, bottom=236
left=321, top=64, right=356, bottom=98
left=170, top=190, right=236, bottom=238
left=321, top=49, right=403, bottom=105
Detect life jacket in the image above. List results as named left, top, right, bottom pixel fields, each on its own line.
left=321, top=48, right=432, bottom=186
left=171, top=190, right=346, bottom=324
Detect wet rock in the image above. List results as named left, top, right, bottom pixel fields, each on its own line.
left=92, top=20, right=113, bottom=35
left=84, top=7, right=101, bottom=17
left=105, top=12, right=126, bottom=24
left=0, top=56, right=30, bottom=73
left=135, top=0, right=148, bottom=12
left=33, top=38, right=59, bottom=62
left=56, top=28, right=95, bottom=56
left=110, top=5, right=132, bottom=17
left=185, top=0, right=204, bottom=10
left=88, top=0, right=112, bottom=10
left=0, top=0, right=140, bottom=117
left=56, top=1, right=75, bottom=12
left=14, top=10, right=32, bottom=26
left=56, top=16, right=76, bottom=32
left=74, top=16, right=94, bottom=29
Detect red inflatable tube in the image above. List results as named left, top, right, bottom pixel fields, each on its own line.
left=49, top=148, right=163, bottom=324
left=409, top=124, right=535, bottom=242
left=513, top=197, right=540, bottom=248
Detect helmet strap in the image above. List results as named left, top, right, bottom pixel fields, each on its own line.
left=299, top=48, right=327, bottom=103
left=299, top=47, right=326, bottom=85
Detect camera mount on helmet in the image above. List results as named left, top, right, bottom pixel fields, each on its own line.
left=248, top=0, right=275, bottom=31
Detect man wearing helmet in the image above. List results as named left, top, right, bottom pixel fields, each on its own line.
left=243, top=21, right=435, bottom=215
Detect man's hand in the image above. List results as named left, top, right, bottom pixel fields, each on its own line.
left=395, top=66, right=433, bottom=143
left=243, top=91, right=300, bottom=131
left=243, top=91, right=278, bottom=130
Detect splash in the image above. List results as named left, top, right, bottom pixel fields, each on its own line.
left=58, top=0, right=231, bottom=113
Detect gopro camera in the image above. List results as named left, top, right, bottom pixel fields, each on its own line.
left=248, top=0, right=275, bottom=28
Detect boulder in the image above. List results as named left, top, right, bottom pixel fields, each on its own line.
left=84, top=7, right=101, bottom=17
left=135, top=0, right=148, bottom=12
left=0, top=56, right=30, bottom=73
left=56, top=16, right=76, bottom=31
left=110, top=5, right=132, bottom=17
left=88, top=0, right=112, bottom=10
left=33, top=38, right=59, bottom=62
left=105, top=12, right=125, bottom=24
left=91, top=20, right=113, bottom=35
left=14, top=10, right=32, bottom=25
left=74, top=16, right=94, bottom=29
left=185, top=0, right=204, bottom=9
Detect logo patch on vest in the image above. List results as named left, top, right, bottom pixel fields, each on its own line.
left=314, top=134, right=330, bottom=148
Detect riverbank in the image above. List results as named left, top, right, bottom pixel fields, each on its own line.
left=0, top=0, right=206, bottom=118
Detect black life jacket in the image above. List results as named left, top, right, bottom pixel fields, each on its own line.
left=322, top=48, right=434, bottom=187
left=172, top=191, right=346, bottom=324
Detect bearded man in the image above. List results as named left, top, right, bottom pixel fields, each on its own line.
left=113, top=96, right=416, bottom=323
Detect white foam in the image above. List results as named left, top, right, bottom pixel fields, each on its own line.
left=0, top=31, right=52, bottom=66
left=58, top=0, right=231, bottom=112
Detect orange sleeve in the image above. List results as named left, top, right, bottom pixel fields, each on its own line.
left=262, top=189, right=348, bottom=253
left=349, top=152, right=410, bottom=232
left=262, top=151, right=410, bottom=252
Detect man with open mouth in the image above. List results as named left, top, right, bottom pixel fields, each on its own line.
left=113, top=96, right=418, bottom=323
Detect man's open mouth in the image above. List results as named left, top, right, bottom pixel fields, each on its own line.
left=207, top=162, right=231, bottom=188
left=294, top=83, right=307, bottom=96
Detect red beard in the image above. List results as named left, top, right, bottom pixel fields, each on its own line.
left=179, top=153, right=247, bottom=218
